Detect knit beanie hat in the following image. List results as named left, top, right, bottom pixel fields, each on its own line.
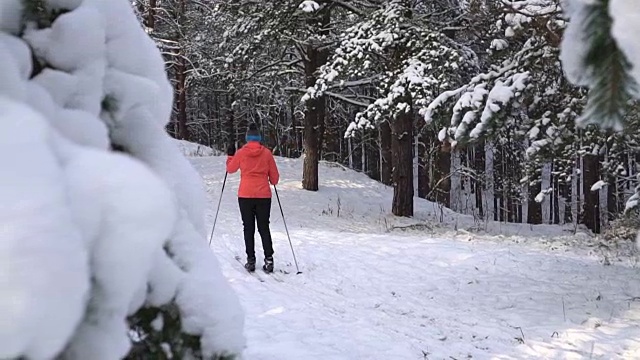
left=246, top=123, right=261, bottom=142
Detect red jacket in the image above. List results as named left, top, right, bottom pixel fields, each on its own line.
left=226, top=142, right=280, bottom=198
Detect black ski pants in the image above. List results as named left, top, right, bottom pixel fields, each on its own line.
left=238, top=197, right=274, bottom=260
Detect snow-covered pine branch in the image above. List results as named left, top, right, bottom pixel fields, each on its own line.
left=560, top=0, right=639, bottom=131
left=305, top=0, right=468, bottom=137
left=425, top=0, right=569, bottom=148
left=0, top=0, right=244, bottom=358
left=427, top=42, right=542, bottom=144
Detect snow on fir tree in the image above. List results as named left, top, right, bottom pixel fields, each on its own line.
left=420, top=0, right=595, bottom=204
left=0, top=0, right=244, bottom=359
left=305, top=0, right=468, bottom=136
left=425, top=0, right=567, bottom=146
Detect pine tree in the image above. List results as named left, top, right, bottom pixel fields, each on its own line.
left=212, top=0, right=349, bottom=191
left=307, top=0, right=470, bottom=216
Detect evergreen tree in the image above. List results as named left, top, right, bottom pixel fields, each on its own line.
left=307, top=0, right=470, bottom=216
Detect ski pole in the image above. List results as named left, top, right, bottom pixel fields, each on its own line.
left=273, top=185, right=301, bottom=274
left=209, top=172, right=228, bottom=246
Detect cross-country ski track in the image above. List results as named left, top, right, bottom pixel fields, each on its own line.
left=192, top=155, right=640, bottom=360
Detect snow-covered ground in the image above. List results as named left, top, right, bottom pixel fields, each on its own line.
left=175, top=139, right=220, bottom=157
left=193, top=154, right=640, bottom=359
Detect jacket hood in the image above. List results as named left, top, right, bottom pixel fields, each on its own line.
left=243, top=141, right=264, bottom=157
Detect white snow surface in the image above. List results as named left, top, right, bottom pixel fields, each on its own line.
left=199, top=155, right=640, bottom=359
left=0, top=98, right=90, bottom=360
left=299, top=1, right=320, bottom=13
left=175, top=139, right=220, bottom=157
left=491, top=38, right=509, bottom=51
left=0, top=0, right=22, bottom=34
left=591, top=180, right=607, bottom=192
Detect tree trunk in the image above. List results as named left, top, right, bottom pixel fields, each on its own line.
left=225, top=93, right=235, bottom=146
left=391, top=108, right=414, bottom=217
left=553, top=176, right=560, bottom=224
left=417, top=131, right=428, bottom=198
left=361, top=137, right=366, bottom=173
left=322, top=102, right=340, bottom=162
left=289, top=95, right=301, bottom=157
left=582, top=154, right=601, bottom=233
left=148, top=0, right=156, bottom=29
left=301, top=8, right=330, bottom=191
left=607, top=171, right=617, bottom=222
left=474, top=143, right=485, bottom=218
left=434, top=146, right=451, bottom=207
left=528, top=181, right=542, bottom=224
left=368, top=135, right=380, bottom=181
left=379, top=121, right=392, bottom=185
left=174, top=0, right=189, bottom=141
left=302, top=89, right=323, bottom=191
left=176, top=53, right=189, bottom=140
left=560, top=179, right=572, bottom=224
left=484, top=142, right=495, bottom=221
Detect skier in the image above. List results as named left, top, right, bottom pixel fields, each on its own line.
left=226, top=123, right=280, bottom=273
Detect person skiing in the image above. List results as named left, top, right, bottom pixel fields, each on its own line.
left=226, top=123, right=280, bottom=273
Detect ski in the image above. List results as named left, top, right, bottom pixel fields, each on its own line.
left=234, top=255, right=265, bottom=282
left=234, top=255, right=287, bottom=282
left=262, top=264, right=289, bottom=282
left=262, top=268, right=284, bottom=283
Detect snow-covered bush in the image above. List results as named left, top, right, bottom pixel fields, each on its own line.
left=602, top=213, right=640, bottom=242
left=0, top=0, right=244, bottom=359
left=597, top=212, right=640, bottom=265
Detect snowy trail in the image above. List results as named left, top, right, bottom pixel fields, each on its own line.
left=193, top=156, right=640, bottom=359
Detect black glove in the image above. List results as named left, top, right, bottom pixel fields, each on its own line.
left=227, top=145, right=236, bottom=156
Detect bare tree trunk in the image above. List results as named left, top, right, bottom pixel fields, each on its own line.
left=361, top=137, right=366, bottom=173
left=322, top=102, right=340, bottom=162
left=289, top=95, right=301, bottom=157
left=561, top=180, right=572, bottom=224
left=417, top=130, right=428, bottom=198
left=213, top=92, right=221, bottom=147
left=552, top=171, right=560, bottom=224
left=433, top=145, right=451, bottom=207
left=225, top=93, right=235, bottom=146
left=148, top=0, right=156, bottom=29
left=302, top=86, right=324, bottom=191
left=391, top=106, right=414, bottom=217
left=379, top=121, right=392, bottom=185
left=301, top=8, right=330, bottom=191
left=582, top=154, right=601, bottom=233
left=172, top=0, right=189, bottom=141
left=528, top=181, right=542, bottom=224
left=176, top=54, right=189, bottom=140
left=474, top=143, right=484, bottom=218
left=483, top=142, right=495, bottom=221
left=607, top=171, right=617, bottom=221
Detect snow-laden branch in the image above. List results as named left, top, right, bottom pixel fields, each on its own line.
left=324, top=91, right=370, bottom=107
left=329, top=0, right=365, bottom=16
